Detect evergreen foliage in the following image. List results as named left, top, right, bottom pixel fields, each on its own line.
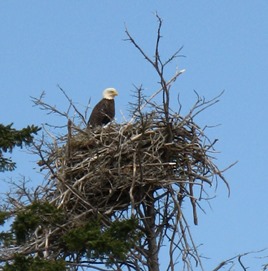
left=0, top=211, right=10, bottom=226
left=2, top=254, right=66, bottom=271
left=0, top=123, right=40, bottom=171
left=0, top=211, right=13, bottom=247
left=11, top=201, right=65, bottom=245
left=0, top=201, right=140, bottom=269
left=61, top=218, right=140, bottom=264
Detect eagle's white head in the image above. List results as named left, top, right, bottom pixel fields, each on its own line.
left=103, top=88, right=118, bottom=100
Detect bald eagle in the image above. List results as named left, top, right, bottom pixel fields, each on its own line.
left=87, top=88, right=118, bottom=128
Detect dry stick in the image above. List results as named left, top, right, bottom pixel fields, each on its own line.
left=169, top=184, right=204, bottom=270
left=66, top=119, right=72, bottom=161
left=31, top=91, right=68, bottom=118
left=130, top=151, right=137, bottom=217
left=125, top=27, right=155, bottom=67
left=125, top=24, right=185, bottom=124
left=127, top=69, right=185, bottom=125
left=154, top=14, right=162, bottom=66
left=189, top=181, right=198, bottom=226
left=141, top=69, right=185, bottom=112
left=181, top=212, right=205, bottom=271
left=168, top=209, right=180, bottom=271
left=57, top=84, right=87, bottom=124
left=211, top=250, right=266, bottom=271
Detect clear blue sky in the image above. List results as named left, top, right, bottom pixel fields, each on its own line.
left=1, top=1, right=268, bottom=270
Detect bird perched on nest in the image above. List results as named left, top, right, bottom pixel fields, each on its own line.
left=87, top=88, right=118, bottom=128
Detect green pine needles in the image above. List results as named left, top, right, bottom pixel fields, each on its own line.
left=62, top=218, right=140, bottom=265
left=0, top=123, right=40, bottom=171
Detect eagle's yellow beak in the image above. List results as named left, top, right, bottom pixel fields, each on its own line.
left=103, top=88, right=118, bottom=99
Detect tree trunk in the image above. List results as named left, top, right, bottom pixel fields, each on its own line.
left=144, top=190, right=160, bottom=271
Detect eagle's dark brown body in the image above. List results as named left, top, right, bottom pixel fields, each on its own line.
left=88, top=98, right=115, bottom=127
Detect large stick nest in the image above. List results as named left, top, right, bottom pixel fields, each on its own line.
left=48, top=111, right=227, bottom=224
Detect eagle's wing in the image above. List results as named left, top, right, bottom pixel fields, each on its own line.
left=88, top=99, right=115, bottom=127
